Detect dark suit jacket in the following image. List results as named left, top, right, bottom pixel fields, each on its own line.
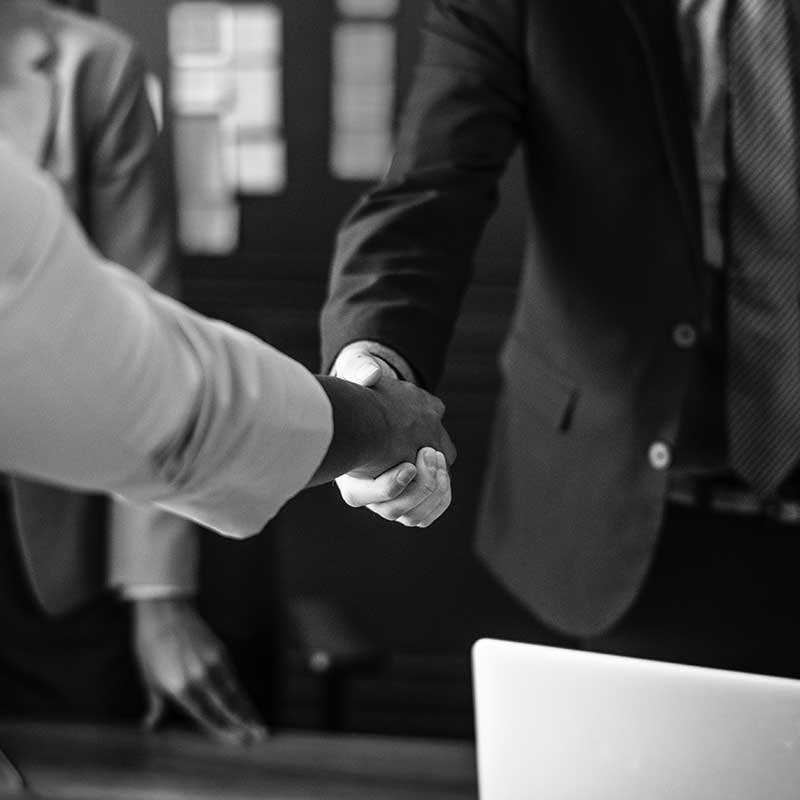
left=0, top=0, right=196, bottom=617
left=321, top=0, right=710, bottom=637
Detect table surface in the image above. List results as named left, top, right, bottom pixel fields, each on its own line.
left=0, top=722, right=478, bottom=800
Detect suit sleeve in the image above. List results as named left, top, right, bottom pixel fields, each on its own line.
left=320, top=0, right=527, bottom=389
left=80, top=39, right=198, bottom=594
left=0, top=141, right=332, bottom=538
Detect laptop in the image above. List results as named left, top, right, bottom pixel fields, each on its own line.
left=472, top=638, right=800, bottom=800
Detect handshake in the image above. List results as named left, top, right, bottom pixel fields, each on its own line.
left=315, top=344, right=456, bottom=529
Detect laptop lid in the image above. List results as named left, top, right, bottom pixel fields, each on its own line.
left=472, top=638, right=800, bottom=800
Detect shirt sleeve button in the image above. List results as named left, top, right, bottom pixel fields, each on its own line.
left=672, top=322, right=697, bottom=349
left=648, top=441, right=672, bottom=470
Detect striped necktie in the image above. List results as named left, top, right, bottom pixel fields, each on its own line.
left=727, top=0, right=800, bottom=495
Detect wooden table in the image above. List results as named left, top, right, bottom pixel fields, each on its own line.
left=0, top=722, right=478, bottom=800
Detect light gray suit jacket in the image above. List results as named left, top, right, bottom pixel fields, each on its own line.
left=0, top=0, right=196, bottom=616
left=0, top=137, right=333, bottom=539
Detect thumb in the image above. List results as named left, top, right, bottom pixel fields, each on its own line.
left=345, top=354, right=383, bottom=387
left=142, top=687, right=165, bottom=731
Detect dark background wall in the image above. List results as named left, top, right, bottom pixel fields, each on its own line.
left=97, top=0, right=535, bottom=738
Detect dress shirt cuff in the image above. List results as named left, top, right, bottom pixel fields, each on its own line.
left=108, top=498, right=199, bottom=594
left=117, top=584, right=194, bottom=601
left=331, top=341, right=419, bottom=384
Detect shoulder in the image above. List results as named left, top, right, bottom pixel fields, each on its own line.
left=43, top=5, right=149, bottom=133
left=44, top=3, right=146, bottom=111
left=44, top=2, right=138, bottom=69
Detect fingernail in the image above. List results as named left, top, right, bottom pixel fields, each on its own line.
left=355, top=362, right=379, bottom=383
left=397, top=465, right=416, bottom=486
left=423, top=448, right=437, bottom=468
left=436, top=451, right=447, bottom=469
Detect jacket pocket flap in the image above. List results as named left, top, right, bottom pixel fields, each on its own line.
left=501, top=340, right=579, bottom=432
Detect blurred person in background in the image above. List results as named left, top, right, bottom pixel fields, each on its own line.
left=0, top=0, right=265, bottom=743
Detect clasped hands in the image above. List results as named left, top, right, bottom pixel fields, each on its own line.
left=332, top=344, right=456, bottom=528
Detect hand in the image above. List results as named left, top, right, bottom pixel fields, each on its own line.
left=354, top=373, right=457, bottom=478
left=339, top=446, right=452, bottom=527
left=333, top=348, right=454, bottom=527
left=132, top=598, right=267, bottom=745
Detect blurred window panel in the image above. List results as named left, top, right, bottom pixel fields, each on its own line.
left=169, top=2, right=234, bottom=67
left=333, top=23, right=395, bottom=83
left=333, top=82, right=393, bottom=132
left=178, top=204, right=241, bottom=255
left=173, top=115, right=232, bottom=200
left=172, top=114, right=239, bottom=253
left=331, top=130, right=393, bottom=180
left=171, top=66, right=233, bottom=114
left=233, top=3, right=282, bottom=65
left=330, top=7, right=397, bottom=181
left=230, top=67, right=282, bottom=129
left=168, top=1, right=286, bottom=253
left=235, top=136, right=287, bottom=194
left=336, top=0, right=400, bottom=19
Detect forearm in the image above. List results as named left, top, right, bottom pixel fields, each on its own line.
left=308, top=376, right=387, bottom=485
left=321, top=0, right=524, bottom=388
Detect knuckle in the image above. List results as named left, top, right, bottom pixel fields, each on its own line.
left=338, top=484, right=360, bottom=508
left=419, top=476, right=437, bottom=496
left=374, top=502, right=406, bottom=522
left=397, top=506, right=426, bottom=527
left=383, top=507, right=405, bottom=522
left=367, top=503, right=393, bottom=520
left=380, top=482, right=404, bottom=502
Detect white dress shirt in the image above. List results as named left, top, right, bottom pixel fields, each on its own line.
left=678, top=0, right=728, bottom=269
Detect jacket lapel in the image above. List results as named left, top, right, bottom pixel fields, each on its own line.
left=0, top=1, right=56, bottom=166
left=617, top=0, right=704, bottom=278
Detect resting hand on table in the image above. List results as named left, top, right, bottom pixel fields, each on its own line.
left=331, top=344, right=455, bottom=528
left=133, top=598, right=267, bottom=745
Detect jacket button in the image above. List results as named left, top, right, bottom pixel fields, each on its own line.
left=648, top=441, right=672, bottom=470
left=672, top=322, right=697, bottom=349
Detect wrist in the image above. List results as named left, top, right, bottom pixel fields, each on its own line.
left=311, top=376, right=388, bottom=483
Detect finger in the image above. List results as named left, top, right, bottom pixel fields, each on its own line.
left=367, top=448, right=440, bottom=522
left=399, top=456, right=452, bottom=527
left=206, top=660, right=268, bottom=742
left=336, top=462, right=417, bottom=507
left=335, top=352, right=383, bottom=387
left=395, top=453, right=451, bottom=527
left=142, top=687, right=165, bottom=731
left=186, top=654, right=257, bottom=738
left=175, top=682, right=246, bottom=744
